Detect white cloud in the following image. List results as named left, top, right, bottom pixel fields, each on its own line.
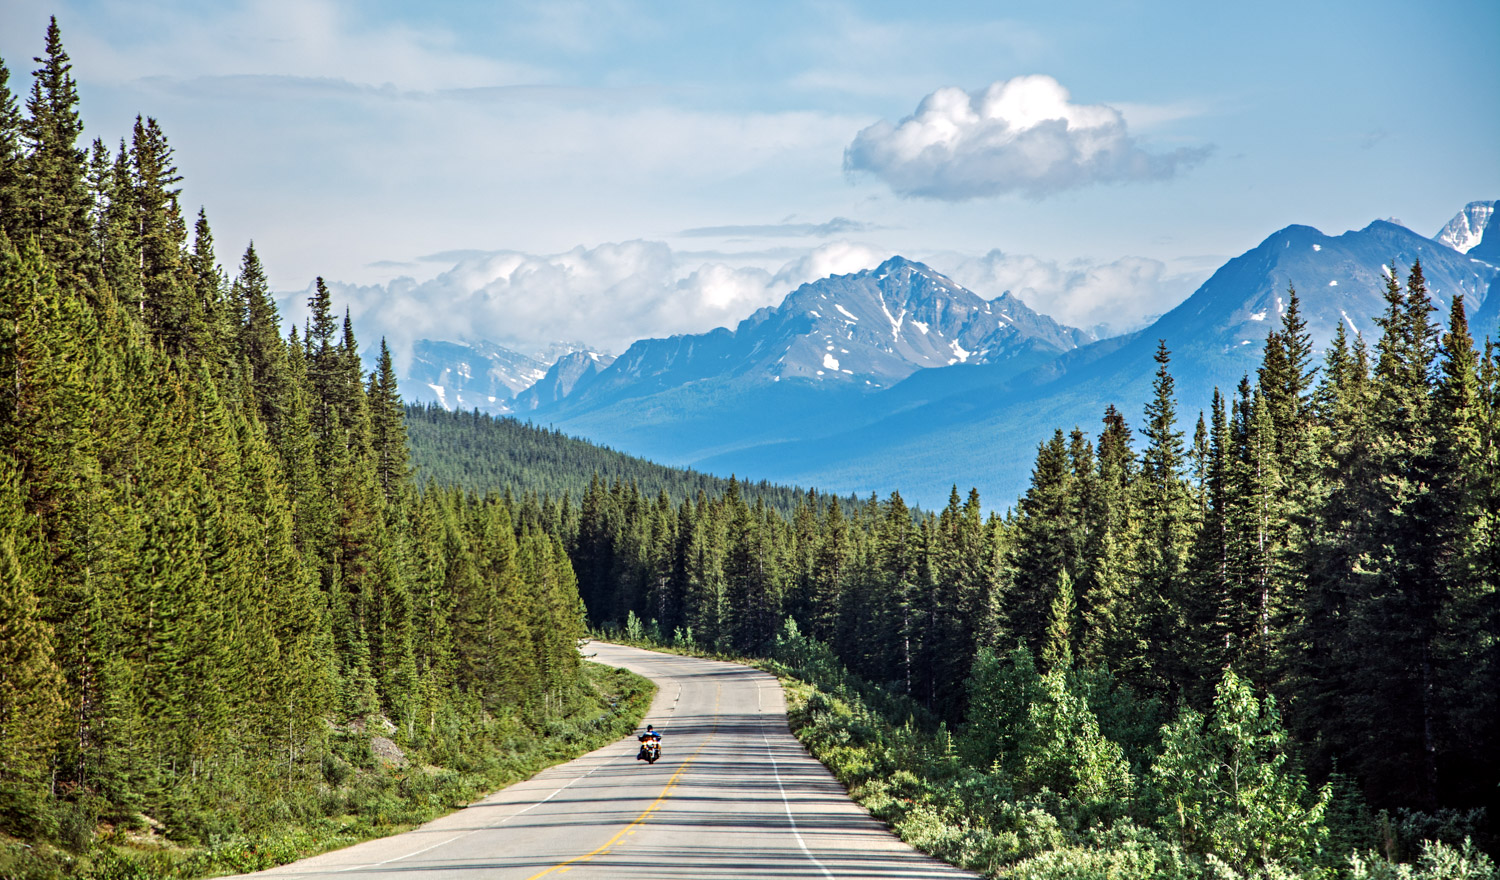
left=942, top=249, right=1204, bottom=337
left=284, top=235, right=1199, bottom=368
left=288, top=240, right=889, bottom=366
left=844, top=74, right=1211, bottom=200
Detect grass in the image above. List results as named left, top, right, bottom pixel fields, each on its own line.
left=0, top=662, right=655, bottom=880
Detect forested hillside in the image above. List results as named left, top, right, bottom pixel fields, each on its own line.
left=0, top=21, right=633, bottom=878
left=563, top=280, right=1500, bottom=874
left=404, top=403, right=834, bottom=516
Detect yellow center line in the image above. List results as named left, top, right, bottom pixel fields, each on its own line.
left=524, top=684, right=721, bottom=880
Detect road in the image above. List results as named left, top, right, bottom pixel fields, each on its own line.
left=248, top=642, right=977, bottom=879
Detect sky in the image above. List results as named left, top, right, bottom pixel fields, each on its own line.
left=2, top=0, right=1497, bottom=361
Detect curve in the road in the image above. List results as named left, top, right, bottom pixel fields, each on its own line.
left=248, top=643, right=977, bottom=879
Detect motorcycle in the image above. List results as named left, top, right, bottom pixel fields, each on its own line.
left=636, top=737, right=661, bottom=764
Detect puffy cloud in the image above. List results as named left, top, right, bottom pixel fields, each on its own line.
left=845, top=75, right=1210, bottom=200
left=289, top=240, right=889, bottom=367
left=943, top=249, right=1204, bottom=337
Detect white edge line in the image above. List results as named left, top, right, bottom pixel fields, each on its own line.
left=764, top=725, right=836, bottom=879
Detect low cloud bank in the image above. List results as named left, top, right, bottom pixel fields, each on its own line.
left=283, top=241, right=891, bottom=367
left=280, top=236, right=1202, bottom=372
left=943, top=249, right=1203, bottom=338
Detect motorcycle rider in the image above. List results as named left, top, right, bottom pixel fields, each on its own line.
left=636, top=724, right=661, bottom=761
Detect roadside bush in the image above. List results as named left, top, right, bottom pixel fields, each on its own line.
left=1347, top=839, right=1497, bottom=880
left=1008, top=822, right=1199, bottom=880
left=1150, top=668, right=1329, bottom=875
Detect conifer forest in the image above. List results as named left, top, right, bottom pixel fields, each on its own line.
left=0, top=22, right=639, bottom=878
left=1, top=17, right=1497, bottom=880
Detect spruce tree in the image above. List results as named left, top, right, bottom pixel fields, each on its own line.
left=1008, top=430, right=1077, bottom=652
left=128, top=116, right=187, bottom=343
left=1427, top=293, right=1498, bottom=807
left=20, top=18, right=89, bottom=278
left=186, top=209, right=232, bottom=374
left=1133, top=341, right=1191, bottom=692
left=1079, top=405, right=1135, bottom=669
left=368, top=339, right=410, bottom=502
left=810, top=495, right=849, bottom=642
left=0, top=56, right=25, bottom=243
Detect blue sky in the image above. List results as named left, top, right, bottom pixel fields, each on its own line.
left=2, top=0, right=1496, bottom=356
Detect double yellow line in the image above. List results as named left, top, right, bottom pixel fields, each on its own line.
left=524, top=685, right=720, bottom=879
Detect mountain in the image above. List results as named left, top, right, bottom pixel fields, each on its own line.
left=512, top=349, right=615, bottom=411
left=406, top=207, right=1498, bottom=509
left=1435, top=200, right=1497, bottom=255
left=400, top=339, right=548, bottom=414
left=696, top=218, right=1500, bottom=507
left=548, top=257, right=1089, bottom=411
left=528, top=257, right=1092, bottom=463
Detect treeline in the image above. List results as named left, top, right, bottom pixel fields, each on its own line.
left=569, top=272, right=1499, bottom=859
left=0, top=19, right=589, bottom=859
left=404, top=402, right=852, bottom=517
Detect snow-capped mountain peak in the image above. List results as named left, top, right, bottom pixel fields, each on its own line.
left=1435, top=200, right=1497, bottom=254
left=398, top=339, right=605, bottom=415
left=759, top=256, right=1090, bottom=385
left=531, top=257, right=1092, bottom=418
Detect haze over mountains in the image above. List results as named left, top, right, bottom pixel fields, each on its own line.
left=393, top=201, right=1498, bottom=507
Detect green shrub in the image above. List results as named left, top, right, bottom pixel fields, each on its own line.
left=321, top=754, right=353, bottom=787
left=1151, top=668, right=1329, bottom=874
left=1348, top=839, right=1497, bottom=880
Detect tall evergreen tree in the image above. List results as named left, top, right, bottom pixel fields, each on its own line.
left=1078, top=405, right=1135, bottom=669
left=20, top=18, right=89, bottom=277
left=0, top=56, right=26, bottom=243
left=1133, top=341, right=1192, bottom=692
left=368, top=339, right=410, bottom=503
left=128, top=116, right=187, bottom=342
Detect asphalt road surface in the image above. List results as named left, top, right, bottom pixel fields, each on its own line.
left=248, top=642, right=977, bottom=879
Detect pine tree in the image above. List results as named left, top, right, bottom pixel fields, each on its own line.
left=1008, top=430, right=1080, bottom=653
left=128, top=116, right=188, bottom=344
left=1229, top=385, right=1284, bottom=681
left=186, top=208, right=232, bottom=375
left=1427, top=293, right=1498, bottom=807
left=1078, top=405, right=1135, bottom=668
left=1185, top=388, right=1232, bottom=690
left=875, top=492, right=918, bottom=690
left=682, top=491, right=726, bottom=649
left=725, top=496, right=780, bottom=653
left=1310, top=263, right=1444, bottom=809
left=368, top=339, right=410, bottom=503
left=1040, top=568, right=1075, bottom=671
left=0, top=56, right=26, bottom=243
left=1133, top=341, right=1192, bottom=692
left=809, top=495, right=849, bottom=642
left=235, top=243, right=292, bottom=437
left=20, top=18, right=89, bottom=278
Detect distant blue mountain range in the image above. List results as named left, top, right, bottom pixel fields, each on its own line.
left=402, top=202, right=1499, bottom=508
